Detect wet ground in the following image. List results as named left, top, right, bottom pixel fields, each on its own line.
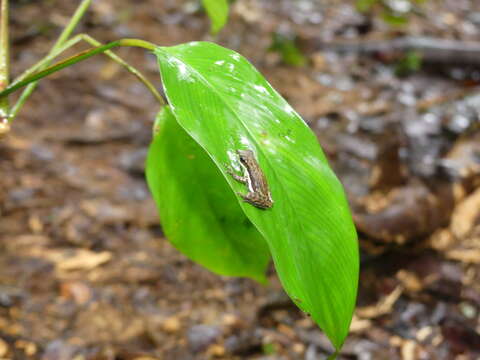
left=1, top=0, right=480, bottom=359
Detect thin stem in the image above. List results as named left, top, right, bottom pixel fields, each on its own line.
left=0, top=0, right=10, bottom=124
left=117, top=38, right=157, bottom=51
left=13, top=37, right=156, bottom=86
left=10, top=34, right=164, bottom=119
left=11, top=36, right=84, bottom=86
left=0, top=39, right=158, bottom=99
left=0, top=0, right=9, bottom=87
left=2, top=41, right=120, bottom=97
left=6, top=0, right=92, bottom=123
left=52, top=0, right=92, bottom=51
left=80, top=36, right=163, bottom=104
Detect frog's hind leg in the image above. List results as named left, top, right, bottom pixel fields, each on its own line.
left=240, top=192, right=272, bottom=209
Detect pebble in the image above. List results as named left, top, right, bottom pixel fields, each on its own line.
left=187, top=324, right=221, bottom=352
left=162, top=316, right=181, bottom=333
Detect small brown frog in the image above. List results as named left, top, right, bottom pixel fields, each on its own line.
left=227, top=149, right=274, bottom=209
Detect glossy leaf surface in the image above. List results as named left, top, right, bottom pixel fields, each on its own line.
left=153, top=42, right=359, bottom=350
left=146, top=106, right=270, bottom=283
left=202, top=0, right=229, bottom=34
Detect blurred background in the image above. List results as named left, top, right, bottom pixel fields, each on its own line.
left=1, top=0, right=480, bottom=359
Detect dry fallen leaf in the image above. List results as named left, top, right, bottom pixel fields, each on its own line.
left=446, top=246, right=480, bottom=264
left=0, top=338, right=8, bottom=357
left=450, top=188, right=480, bottom=239
left=356, top=286, right=403, bottom=319
left=396, top=270, right=423, bottom=293
left=349, top=315, right=372, bottom=333
left=19, top=246, right=112, bottom=272
left=0, top=119, right=10, bottom=136
left=56, top=250, right=112, bottom=271
left=401, top=339, right=417, bottom=360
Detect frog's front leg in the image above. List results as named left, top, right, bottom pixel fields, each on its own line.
left=227, top=166, right=252, bottom=202
left=226, top=166, right=249, bottom=185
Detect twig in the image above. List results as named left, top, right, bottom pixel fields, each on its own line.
left=315, top=37, right=480, bottom=66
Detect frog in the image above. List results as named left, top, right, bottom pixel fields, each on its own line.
left=227, top=149, right=273, bottom=209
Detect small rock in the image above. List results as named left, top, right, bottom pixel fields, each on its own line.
left=15, top=340, right=37, bottom=356
left=224, top=329, right=263, bottom=355
left=0, top=286, right=24, bottom=307
left=119, top=148, right=148, bottom=176
left=30, top=144, right=54, bottom=161
left=41, top=340, right=78, bottom=360
left=304, top=344, right=318, bottom=360
left=292, top=342, right=305, bottom=354
left=187, top=324, right=221, bottom=352
left=8, top=188, right=35, bottom=203
left=206, top=344, right=226, bottom=357
left=162, top=316, right=181, bottom=333
left=222, top=313, right=244, bottom=329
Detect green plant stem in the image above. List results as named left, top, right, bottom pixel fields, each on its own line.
left=0, top=0, right=10, bottom=121
left=8, top=0, right=92, bottom=122
left=0, top=0, right=8, bottom=86
left=0, top=39, right=157, bottom=99
left=10, top=34, right=164, bottom=119
left=53, top=0, right=92, bottom=51
left=81, top=36, right=163, bottom=104
left=2, top=42, right=119, bottom=98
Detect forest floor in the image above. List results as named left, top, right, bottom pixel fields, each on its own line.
left=1, top=0, right=480, bottom=359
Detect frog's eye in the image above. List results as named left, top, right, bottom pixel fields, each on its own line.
left=238, top=149, right=252, bottom=160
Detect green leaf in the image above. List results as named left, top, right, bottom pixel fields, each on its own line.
left=202, top=0, right=229, bottom=34
left=146, top=106, right=270, bottom=283
left=327, top=352, right=339, bottom=360
left=262, top=343, right=277, bottom=355
left=395, top=51, right=422, bottom=76
left=382, top=11, right=408, bottom=26
left=269, top=33, right=306, bottom=67
left=154, top=42, right=358, bottom=350
left=355, top=0, right=378, bottom=12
